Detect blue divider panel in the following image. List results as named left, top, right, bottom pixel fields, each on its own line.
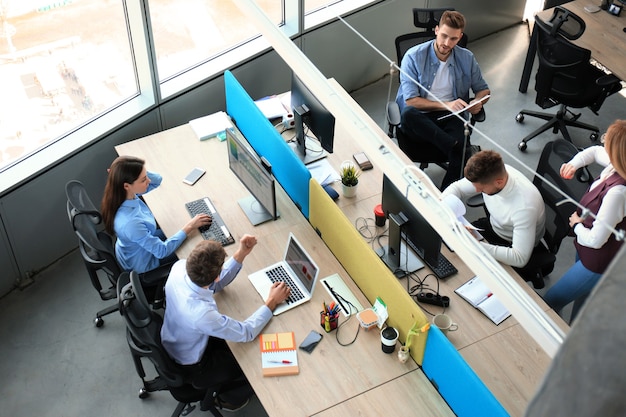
left=422, top=326, right=509, bottom=417
left=224, top=70, right=311, bottom=218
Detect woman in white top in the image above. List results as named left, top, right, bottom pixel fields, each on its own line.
left=544, top=120, right=626, bottom=322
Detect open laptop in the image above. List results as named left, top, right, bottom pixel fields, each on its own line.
left=248, top=233, right=319, bottom=315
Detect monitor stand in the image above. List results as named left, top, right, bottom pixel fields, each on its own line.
left=237, top=196, right=279, bottom=226
left=375, top=212, right=424, bottom=277
left=289, top=136, right=328, bottom=165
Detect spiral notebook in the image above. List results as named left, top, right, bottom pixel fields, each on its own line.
left=259, top=332, right=299, bottom=376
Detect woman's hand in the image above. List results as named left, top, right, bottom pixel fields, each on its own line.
left=569, top=212, right=583, bottom=228
left=183, top=214, right=212, bottom=235
left=560, top=163, right=576, bottom=180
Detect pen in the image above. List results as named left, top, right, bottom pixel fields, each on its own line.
left=268, top=360, right=292, bottom=364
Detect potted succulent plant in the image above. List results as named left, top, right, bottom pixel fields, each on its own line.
left=340, top=162, right=361, bottom=198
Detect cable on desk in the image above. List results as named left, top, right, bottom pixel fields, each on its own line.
left=328, top=286, right=360, bottom=347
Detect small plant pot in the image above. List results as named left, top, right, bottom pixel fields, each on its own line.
left=342, top=183, right=358, bottom=198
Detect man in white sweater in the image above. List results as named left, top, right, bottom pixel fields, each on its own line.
left=442, top=150, right=546, bottom=281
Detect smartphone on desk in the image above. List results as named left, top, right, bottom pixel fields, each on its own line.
left=183, top=167, right=206, bottom=185
left=299, top=330, right=323, bottom=353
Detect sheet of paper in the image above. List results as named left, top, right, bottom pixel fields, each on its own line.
left=307, top=158, right=340, bottom=187
left=255, top=96, right=287, bottom=119
left=437, top=94, right=490, bottom=121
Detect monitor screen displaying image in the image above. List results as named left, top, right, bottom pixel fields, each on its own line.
left=226, top=127, right=279, bottom=225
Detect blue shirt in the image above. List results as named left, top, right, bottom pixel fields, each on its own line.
left=396, top=39, right=489, bottom=113
left=160, top=258, right=273, bottom=365
left=114, top=171, right=187, bottom=273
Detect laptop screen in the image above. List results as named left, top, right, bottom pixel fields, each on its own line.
left=285, top=236, right=318, bottom=293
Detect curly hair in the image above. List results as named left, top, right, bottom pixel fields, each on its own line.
left=463, top=150, right=505, bottom=184
left=186, top=240, right=227, bottom=287
left=603, top=120, right=626, bottom=179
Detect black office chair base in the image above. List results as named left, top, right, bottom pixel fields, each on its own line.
left=516, top=104, right=599, bottom=151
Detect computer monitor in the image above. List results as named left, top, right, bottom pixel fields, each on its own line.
left=226, top=127, right=279, bottom=225
left=290, top=72, right=335, bottom=165
left=377, top=174, right=443, bottom=277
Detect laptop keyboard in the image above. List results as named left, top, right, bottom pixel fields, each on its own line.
left=405, top=236, right=458, bottom=279
left=185, top=197, right=235, bottom=246
left=266, top=265, right=304, bottom=304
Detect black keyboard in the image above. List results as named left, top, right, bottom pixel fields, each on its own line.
left=266, top=265, right=304, bottom=304
left=405, top=236, right=458, bottom=279
left=185, top=197, right=235, bottom=246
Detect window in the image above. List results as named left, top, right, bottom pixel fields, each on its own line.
left=0, top=0, right=136, bottom=171
left=150, top=0, right=284, bottom=82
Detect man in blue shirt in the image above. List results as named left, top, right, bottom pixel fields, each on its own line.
left=396, top=10, right=490, bottom=189
left=161, top=234, right=290, bottom=411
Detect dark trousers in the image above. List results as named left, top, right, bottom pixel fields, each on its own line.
left=400, top=106, right=471, bottom=189
left=182, top=337, right=252, bottom=404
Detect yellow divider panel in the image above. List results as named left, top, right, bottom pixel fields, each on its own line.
left=309, top=179, right=430, bottom=364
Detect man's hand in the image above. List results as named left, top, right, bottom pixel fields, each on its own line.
left=232, top=234, right=257, bottom=263
left=265, top=282, right=291, bottom=311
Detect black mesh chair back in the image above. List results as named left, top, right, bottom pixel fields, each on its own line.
left=66, top=180, right=122, bottom=327
left=118, top=271, right=225, bottom=417
left=545, top=6, right=585, bottom=40
left=533, top=139, right=593, bottom=254
left=516, top=12, right=622, bottom=150
left=534, top=17, right=593, bottom=110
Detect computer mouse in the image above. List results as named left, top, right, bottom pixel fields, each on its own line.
left=323, top=184, right=339, bottom=201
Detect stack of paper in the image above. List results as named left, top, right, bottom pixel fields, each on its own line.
left=254, top=96, right=287, bottom=119
left=188, top=111, right=233, bottom=141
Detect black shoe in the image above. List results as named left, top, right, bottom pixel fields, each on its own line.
left=214, top=397, right=250, bottom=412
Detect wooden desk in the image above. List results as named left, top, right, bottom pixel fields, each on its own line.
left=519, top=0, right=626, bottom=92
left=325, top=79, right=570, bottom=416
left=116, top=78, right=568, bottom=416
left=115, top=125, right=436, bottom=416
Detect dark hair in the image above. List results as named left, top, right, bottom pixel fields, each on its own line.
left=100, top=156, right=145, bottom=235
left=439, top=10, right=466, bottom=31
left=186, top=240, right=227, bottom=287
left=464, top=150, right=505, bottom=184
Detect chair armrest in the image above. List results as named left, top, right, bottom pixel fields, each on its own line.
left=596, top=74, right=621, bottom=88
left=386, top=101, right=401, bottom=127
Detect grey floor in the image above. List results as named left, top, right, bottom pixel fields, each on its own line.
left=1, top=23, right=624, bottom=417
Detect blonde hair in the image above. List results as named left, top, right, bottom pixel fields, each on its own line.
left=604, top=120, right=626, bottom=179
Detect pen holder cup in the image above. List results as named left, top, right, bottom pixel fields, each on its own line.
left=320, top=312, right=338, bottom=332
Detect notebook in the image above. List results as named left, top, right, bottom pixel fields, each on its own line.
left=259, top=331, right=299, bottom=377
left=248, top=233, right=320, bottom=315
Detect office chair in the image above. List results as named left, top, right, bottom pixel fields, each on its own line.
left=516, top=8, right=622, bottom=151
left=118, top=271, right=247, bottom=417
left=65, top=180, right=169, bottom=327
left=387, top=7, right=483, bottom=173
left=521, top=138, right=594, bottom=288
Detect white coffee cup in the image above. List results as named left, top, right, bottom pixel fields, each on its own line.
left=432, top=314, right=458, bottom=335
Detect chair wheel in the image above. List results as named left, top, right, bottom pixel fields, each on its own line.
left=518, top=141, right=527, bottom=152
left=515, top=113, right=524, bottom=123
left=94, top=317, right=104, bottom=327
left=138, top=388, right=149, bottom=399
left=590, top=132, right=599, bottom=141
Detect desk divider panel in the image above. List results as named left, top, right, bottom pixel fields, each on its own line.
left=423, top=326, right=509, bottom=417
left=308, top=178, right=430, bottom=364
left=224, top=70, right=311, bottom=218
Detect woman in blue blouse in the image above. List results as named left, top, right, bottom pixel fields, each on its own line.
left=101, top=156, right=211, bottom=274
